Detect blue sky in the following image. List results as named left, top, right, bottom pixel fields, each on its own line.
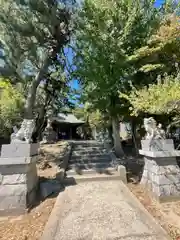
left=154, top=0, right=165, bottom=7
left=69, top=0, right=166, bottom=91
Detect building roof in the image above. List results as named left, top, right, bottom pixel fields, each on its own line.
left=51, top=113, right=84, bottom=125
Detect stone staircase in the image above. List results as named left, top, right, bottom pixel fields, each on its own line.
left=65, top=141, right=122, bottom=182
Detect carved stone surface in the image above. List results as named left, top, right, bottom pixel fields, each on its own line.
left=1, top=143, right=39, bottom=158
left=143, top=117, right=165, bottom=140
left=140, top=139, right=180, bottom=202
left=0, top=143, right=39, bottom=216
left=11, top=119, right=35, bottom=143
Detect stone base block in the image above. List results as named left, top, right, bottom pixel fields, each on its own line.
left=141, top=139, right=174, bottom=152
left=0, top=187, right=37, bottom=216
left=141, top=156, right=180, bottom=202
left=0, top=155, right=39, bottom=216
left=1, top=143, right=39, bottom=158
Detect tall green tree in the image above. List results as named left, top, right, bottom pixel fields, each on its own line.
left=128, top=15, right=180, bottom=79
left=0, top=0, right=75, bottom=122
left=73, top=0, right=160, bottom=156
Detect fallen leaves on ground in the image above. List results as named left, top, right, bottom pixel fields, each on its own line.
left=0, top=197, right=56, bottom=240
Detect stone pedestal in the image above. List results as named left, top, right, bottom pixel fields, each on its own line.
left=140, top=139, right=180, bottom=202
left=0, top=143, right=39, bottom=216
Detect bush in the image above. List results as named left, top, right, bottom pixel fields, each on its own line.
left=0, top=78, right=24, bottom=137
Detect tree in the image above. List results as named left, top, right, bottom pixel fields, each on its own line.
left=0, top=0, right=74, bottom=125
left=120, top=11, right=180, bottom=121
left=127, top=14, right=180, bottom=78
left=121, top=72, right=180, bottom=118
left=73, top=0, right=161, bottom=156
left=32, top=63, right=74, bottom=141
left=73, top=104, right=111, bottom=140
left=0, top=79, right=24, bottom=137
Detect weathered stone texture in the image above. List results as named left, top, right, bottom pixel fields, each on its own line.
left=26, top=162, right=38, bottom=192
left=0, top=195, right=26, bottom=210
left=141, top=139, right=174, bottom=152
left=140, top=139, right=180, bottom=202
left=2, top=174, right=26, bottom=185
left=0, top=143, right=39, bottom=215
left=1, top=143, right=39, bottom=158
left=0, top=184, right=27, bottom=197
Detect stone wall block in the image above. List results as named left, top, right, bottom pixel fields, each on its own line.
left=156, top=157, right=177, bottom=166
left=0, top=195, right=26, bottom=211
left=0, top=184, right=27, bottom=197
left=144, top=157, right=156, bottom=168
left=1, top=143, right=39, bottom=158
left=156, top=174, right=180, bottom=185
left=141, top=139, right=174, bottom=151
left=2, top=174, right=26, bottom=185
left=0, top=143, right=39, bottom=215
left=157, top=184, right=180, bottom=197
left=140, top=140, right=180, bottom=201
left=151, top=165, right=160, bottom=175
left=0, top=164, right=31, bottom=175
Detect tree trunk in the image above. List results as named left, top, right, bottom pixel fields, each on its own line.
left=32, top=82, right=52, bottom=141
left=32, top=107, right=47, bottom=142
left=24, top=57, right=51, bottom=119
left=112, top=116, right=124, bottom=157
left=131, top=118, right=139, bottom=156
left=107, top=124, right=113, bottom=147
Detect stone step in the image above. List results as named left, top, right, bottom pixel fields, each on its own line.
left=73, top=146, right=105, bottom=151
left=66, top=167, right=116, bottom=177
left=69, top=157, right=111, bottom=165
left=72, top=149, right=108, bottom=155
left=70, top=154, right=110, bottom=161
left=63, top=171, right=121, bottom=184
left=68, top=162, right=114, bottom=171
left=72, top=141, right=104, bottom=146
left=69, top=159, right=111, bottom=166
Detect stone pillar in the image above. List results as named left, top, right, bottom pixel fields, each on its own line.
left=140, top=139, right=180, bottom=202
left=0, top=143, right=39, bottom=216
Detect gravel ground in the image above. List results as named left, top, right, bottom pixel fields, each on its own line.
left=41, top=181, right=169, bottom=240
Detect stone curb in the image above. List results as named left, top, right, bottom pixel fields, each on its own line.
left=40, top=181, right=171, bottom=240
left=120, top=182, right=171, bottom=239
left=40, top=191, right=64, bottom=240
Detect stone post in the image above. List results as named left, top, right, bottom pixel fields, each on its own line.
left=0, top=143, right=39, bottom=216
left=140, top=139, right=180, bottom=202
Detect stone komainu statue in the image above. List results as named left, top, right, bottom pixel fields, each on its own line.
left=143, top=117, right=166, bottom=140
left=11, top=119, right=35, bottom=143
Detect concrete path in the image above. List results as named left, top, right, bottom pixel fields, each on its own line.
left=41, top=181, right=170, bottom=240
